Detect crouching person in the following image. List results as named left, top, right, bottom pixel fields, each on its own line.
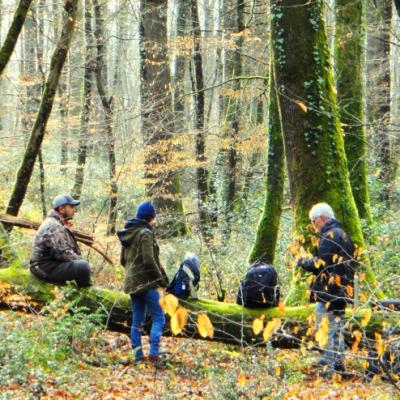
left=167, top=252, right=200, bottom=299
left=117, top=201, right=169, bottom=364
left=30, top=194, right=92, bottom=288
left=297, top=203, right=356, bottom=378
left=237, top=260, right=280, bottom=309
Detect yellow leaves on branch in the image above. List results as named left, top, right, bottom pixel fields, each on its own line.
left=197, top=313, right=214, bottom=339
left=361, top=309, right=371, bottom=327
left=160, top=293, right=188, bottom=336
left=171, top=307, right=188, bottom=335
left=352, top=330, right=362, bottom=352
left=263, top=318, right=281, bottom=342
left=296, top=101, right=308, bottom=113
left=159, top=293, right=179, bottom=316
left=375, top=332, right=386, bottom=357
left=315, top=316, right=329, bottom=348
left=252, top=315, right=264, bottom=335
left=314, top=258, right=326, bottom=269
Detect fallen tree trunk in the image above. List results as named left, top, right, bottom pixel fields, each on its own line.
left=0, top=213, right=113, bottom=265
left=0, top=265, right=397, bottom=348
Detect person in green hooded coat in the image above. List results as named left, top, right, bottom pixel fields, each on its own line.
left=117, top=201, right=169, bottom=363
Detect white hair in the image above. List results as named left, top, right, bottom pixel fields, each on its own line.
left=309, top=203, right=335, bottom=221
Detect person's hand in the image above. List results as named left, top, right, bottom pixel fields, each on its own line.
left=296, top=258, right=304, bottom=268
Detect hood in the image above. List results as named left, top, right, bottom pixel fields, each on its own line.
left=117, top=218, right=151, bottom=247
left=320, top=218, right=342, bottom=234
left=182, top=252, right=200, bottom=271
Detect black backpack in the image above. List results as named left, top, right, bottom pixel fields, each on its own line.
left=237, top=261, right=280, bottom=308
left=167, top=259, right=200, bottom=299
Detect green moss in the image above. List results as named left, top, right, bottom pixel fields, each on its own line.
left=271, top=0, right=378, bottom=305
left=335, top=0, right=371, bottom=224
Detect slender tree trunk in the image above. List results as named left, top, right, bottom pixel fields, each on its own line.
left=249, top=69, right=284, bottom=264
left=0, top=0, right=34, bottom=76
left=335, top=0, right=372, bottom=223
left=93, top=0, right=118, bottom=235
left=190, top=0, right=212, bottom=239
left=222, top=0, right=245, bottom=238
left=140, top=0, right=186, bottom=237
left=5, top=0, right=79, bottom=223
left=270, top=0, right=376, bottom=305
left=366, top=0, right=395, bottom=204
left=72, top=0, right=94, bottom=200
left=36, top=0, right=47, bottom=218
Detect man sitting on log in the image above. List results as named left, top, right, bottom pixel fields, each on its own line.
left=30, top=194, right=92, bottom=288
left=297, top=202, right=356, bottom=378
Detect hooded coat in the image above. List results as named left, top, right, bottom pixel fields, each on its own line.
left=117, top=218, right=169, bottom=295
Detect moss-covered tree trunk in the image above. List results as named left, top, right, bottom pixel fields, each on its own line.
left=140, top=0, right=186, bottom=237
left=0, top=265, right=394, bottom=347
left=270, top=0, right=377, bottom=305
left=5, top=0, right=79, bottom=222
left=0, top=0, right=34, bottom=76
left=72, top=0, right=93, bottom=200
left=335, top=0, right=372, bottom=223
left=249, top=68, right=284, bottom=264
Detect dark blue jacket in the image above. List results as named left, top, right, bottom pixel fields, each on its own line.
left=299, top=219, right=356, bottom=311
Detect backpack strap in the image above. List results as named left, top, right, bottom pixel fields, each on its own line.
left=182, top=264, right=198, bottom=299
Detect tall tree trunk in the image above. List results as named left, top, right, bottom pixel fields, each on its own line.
left=249, top=69, right=284, bottom=264
left=4, top=0, right=79, bottom=223
left=222, top=0, right=245, bottom=238
left=20, top=5, right=47, bottom=218
left=72, top=0, right=94, bottom=200
left=270, top=0, right=376, bottom=305
left=93, top=0, right=118, bottom=236
left=0, top=0, right=34, bottom=76
left=335, top=0, right=372, bottom=223
left=36, top=0, right=47, bottom=218
left=140, top=0, right=186, bottom=237
left=366, top=0, right=395, bottom=204
left=190, top=0, right=212, bottom=239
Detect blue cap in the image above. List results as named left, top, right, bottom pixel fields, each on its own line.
left=136, top=201, right=156, bottom=220
left=53, top=194, right=80, bottom=209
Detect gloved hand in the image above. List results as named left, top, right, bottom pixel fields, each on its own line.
left=296, top=258, right=305, bottom=268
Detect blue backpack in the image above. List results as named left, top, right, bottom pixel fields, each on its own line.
left=167, top=253, right=200, bottom=299
left=237, top=261, right=280, bottom=308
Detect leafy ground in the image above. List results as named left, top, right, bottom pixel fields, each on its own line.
left=0, top=310, right=399, bottom=400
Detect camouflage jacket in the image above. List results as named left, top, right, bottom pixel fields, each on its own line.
left=30, top=210, right=81, bottom=274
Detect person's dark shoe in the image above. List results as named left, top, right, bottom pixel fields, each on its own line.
left=148, top=354, right=168, bottom=369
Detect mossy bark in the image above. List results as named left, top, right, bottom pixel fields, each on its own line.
left=140, top=0, right=187, bottom=237
left=335, top=0, right=371, bottom=223
left=0, top=0, right=34, bottom=76
left=5, top=0, right=79, bottom=220
left=270, top=0, right=377, bottom=305
left=249, top=68, right=284, bottom=264
left=0, top=265, right=392, bottom=347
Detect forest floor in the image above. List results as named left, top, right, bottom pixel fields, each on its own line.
left=0, top=310, right=399, bottom=400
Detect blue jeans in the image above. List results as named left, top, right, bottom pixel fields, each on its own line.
left=130, top=289, right=165, bottom=360
left=315, top=302, right=345, bottom=370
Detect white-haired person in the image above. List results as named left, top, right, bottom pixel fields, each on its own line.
left=297, top=202, right=356, bottom=378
